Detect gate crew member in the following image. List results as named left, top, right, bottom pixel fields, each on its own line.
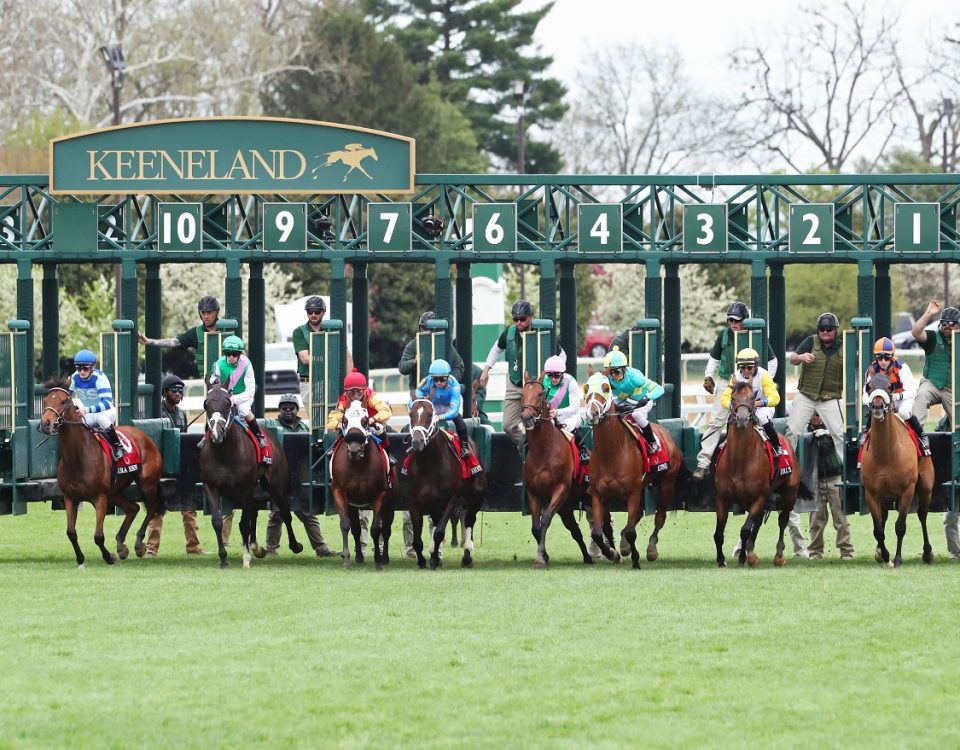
left=414, top=359, right=472, bottom=458
left=69, top=349, right=125, bottom=461
left=785, top=312, right=844, bottom=463
left=860, top=337, right=927, bottom=452
left=720, top=348, right=783, bottom=454
left=138, top=295, right=221, bottom=378
left=693, top=301, right=778, bottom=480
left=211, top=335, right=269, bottom=451
left=293, top=296, right=354, bottom=409
left=604, top=347, right=664, bottom=454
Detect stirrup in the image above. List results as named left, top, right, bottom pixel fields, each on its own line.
left=257, top=435, right=268, bottom=449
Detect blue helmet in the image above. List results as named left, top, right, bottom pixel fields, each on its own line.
left=428, top=359, right=451, bottom=377
left=74, top=349, right=97, bottom=366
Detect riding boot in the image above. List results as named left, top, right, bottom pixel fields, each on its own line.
left=906, top=414, right=932, bottom=456
left=762, top=422, right=784, bottom=455
left=106, top=426, right=125, bottom=461
left=640, top=423, right=660, bottom=453
left=457, top=424, right=472, bottom=458
left=573, top=431, right=590, bottom=463
left=249, top=418, right=269, bottom=450
left=382, top=434, right=397, bottom=466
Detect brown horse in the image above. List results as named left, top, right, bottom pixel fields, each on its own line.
left=582, top=372, right=686, bottom=569
left=861, top=374, right=934, bottom=567
left=404, top=398, right=486, bottom=569
left=38, top=381, right=163, bottom=567
left=330, top=400, right=395, bottom=569
left=199, top=384, right=299, bottom=568
left=520, top=377, right=592, bottom=567
left=714, top=382, right=807, bottom=567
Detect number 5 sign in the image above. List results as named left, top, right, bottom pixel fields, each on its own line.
left=682, top=204, right=727, bottom=253
left=472, top=203, right=517, bottom=253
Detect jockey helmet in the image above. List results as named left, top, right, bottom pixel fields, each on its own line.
left=343, top=369, right=367, bottom=390
left=873, top=337, right=896, bottom=357
left=940, top=306, right=960, bottom=324
left=418, top=311, right=435, bottom=328
left=736, top=348, right=760, bottom=367
left=428, top=359, right=451, bottom=377
left=197, top=295, right=220, bottom=313
left=278, top=393, right=299, bottom=408
left=304, top=296, right=326, bottom=313
left=73, top=349, right=97, bottom=366
left=222, top=335, right=244, bottom=353
left=511, top=299, right=534, bottom=319
left=544, top=355, right=566, bottom=374
left=603, top=347, right=628, bottom=369
left=161, top=373, right=184, bottom=392
left=817, top=312, right=839, bottom=329
left=726, top=301, right=749, bottom=321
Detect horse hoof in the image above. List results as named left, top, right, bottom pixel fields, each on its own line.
left=77, top=563, right=85, bottom=571
left=747, top=552, right=759, bottom=568
left=894, top=558, right=902, bottom=569
left=582, top=555, right=594, bottom=565
left=646, top=546, right=659, bottom=562
left=417, top=559, right=427, bottom=569
left=461, top=555, right=474, bottom=569
left=220, top=559, right=229, bottom=569
left=291, top=542, right=304, bottom=555
left=534, top=558, right=548, bottom=569
left=342, top=558, right=352, bottom=570
left=923, top=552, right=934, bottom=565
left=242, top=560, right=250, bottom=570
left=619, top=542, right=631, bottom=558
left=717, top=560, right=726, bottom=568
left=105, top=554, right=116, bottom=565
left=135, top=543, right=146, bottom=558
left=376, top=561, right=384, bottom=571
left=875, top=548, right=884, bottom=563
left=612, top=552, right=621, bottom=564
left=429, top=557, right=440, bottom=570
left=253, top=547, right=266, bottom=559
left=632, top=559, right=641, bottom=570
left=117, top=546, right=129, bottom=561
left=773, top=554, right=785, bottom=567
left=886, top=561, right=894, bottom=569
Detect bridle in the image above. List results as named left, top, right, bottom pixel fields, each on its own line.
left=204, top=386, right=232, bottom=443
left=340, top=401, right=370, bottom=457
left=39, top=387, right=83, bottom=435
left=408, top=398, right=438, bottom=445
left=521, top=379, right=548, bottom=426
left=729, top=384, right=756, bottom=430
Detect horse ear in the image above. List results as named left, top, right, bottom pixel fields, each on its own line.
left=524, top=369, right=530, bottom=383
left=587, top=364, right=594, bottom=376
left=538, top=370, right=546, bottom=382
left=582, top=383, right=588, bottom=396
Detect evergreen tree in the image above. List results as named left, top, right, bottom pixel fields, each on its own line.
left=363, top=0, right=567, bottom=172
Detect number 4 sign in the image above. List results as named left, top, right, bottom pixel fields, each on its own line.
left=578, top=204, right=623, bottom=252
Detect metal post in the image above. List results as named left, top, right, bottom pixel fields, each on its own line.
left=662, top=264, right=681, bottom=419
left=455, top=262, right=473, bottom=386
left=538, top=259, right=556, bottom=353
left=225, top=260, right=243, bottom=337
left=248, top=261, right=265, bottom=417
left=856, top=260, right=875, bottom=343
left=352, top=262, right=369, bottom=376
left=558, top=264, right=577, bottom=375
left=874, top=262, right=891, bottom=339
left=41, top=263, right=59, bottom=379
left=145, top=264, right=162, bottom=418
left=330, top=259, right=348, bottom=384
left=768, top=265, right=787, bottom=418
left=16, top=260, right=33, bottom=419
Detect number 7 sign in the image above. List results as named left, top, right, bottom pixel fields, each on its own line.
left=368, top=203, right=412, bottom=252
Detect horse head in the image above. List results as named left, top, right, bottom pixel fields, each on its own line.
left=582, top=372, right=613, bottom=426
left=38, top=381, right=76, bottom=436
left=729, top=381, right=756, bottom=430
left=520, top=376, right=548, bottom=430
left=203, top=385, right=233, bottom=443
left=341, top=399, right=370, bottom=460
left=867, top=373, right=893, bottom=421
left=408, top=398, right=437, bottom=453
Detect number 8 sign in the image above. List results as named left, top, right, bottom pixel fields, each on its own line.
left=472, top=203, right=517, bottom=252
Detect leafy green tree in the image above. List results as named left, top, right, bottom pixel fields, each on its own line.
left=362, top=0, right=567, bottom=172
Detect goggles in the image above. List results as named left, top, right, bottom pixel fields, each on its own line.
left=75, top=364, right=93, bottom=372
left=433, top=376, right=449, bottom=384
left=817, top=326, right=836, bottom=333
left=875, top=353, right=893, bottom=361
left=546, top=372, right=563, bottom=379
left=609, top=367, right=625, bottom=377
left=224, top=350, right=241, bottom=357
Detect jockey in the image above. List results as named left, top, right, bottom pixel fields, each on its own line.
left=861, top=336, right=928, bottom=451
left=603, top=347, right=664, bottom=453
left=211, top=335, right=269, bottom=450
left=720, top=348, right=784, bottom=455
left=542, top=355, right=588, bottom=462
left=69, top=348, right=125, bottom=461
left=325, top=369, right=393, bottom=458
left=413, top=358, right=473, bottom=458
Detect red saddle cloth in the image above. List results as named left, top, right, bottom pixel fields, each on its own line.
left=238, top=421, right=273, bottom=465
left=566, top=436, right=589, bottom=484
left=857, top=420, right=925, bottom=464
left=621, top=420, right=670, bottom=474
left=93, top=429, right=142, bottom=475
left=717, top=430, right=793, bottom=481
left=401, top=431, right=482, bottom=479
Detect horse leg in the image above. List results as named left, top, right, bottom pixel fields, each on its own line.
left=64, top=496, right=85, bottom=568
left=331, top=488, right=352, bottom=568
left=429, top=509, right=449, bottom=570
left=536, top=485, right=569, bottom=569
left=204, top=484, right=228, bottom=568
left=590, top=495, right=619, bottom=563
left=528, top=492, right=545, bottom=567
left=92, top=496, right=116, bottom=565
left=622, top=488, right=645, bottom=570
left=647, top=489, right=671, bottom=563
left=111, top=494, right=139, bottom=561
left=713, top=503, right=729, bottom=567
left=371, top=492, right=387, bottom=571
left=450, top=510, right=460, bottom=548
left=867, top=491, right=890, bottom=565
left=248, top=508, right=266, bottom=559
left=460, top=496, right=481, bottom=569
left=558, top=502, right=593, bottom=564
left=239, top=510, right=253, bottom=570
left=411, top=506, right=427, bottom=569
left=918, top=487, right=934, bottom=565
left=773, top=508, right=789, bottom=567
left=350, top=506, right=365, bottom=564
left=893, top=487, right=915, bottom=568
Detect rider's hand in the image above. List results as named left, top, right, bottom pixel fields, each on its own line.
left=370, top=421, right=385, bottom=436
left=703, top=376, right=715, bottom=395
left=75, top=404, right=86, bottom=416
left=637, top=397, right=649, bottom=407
left=754, top=399, right=764, bottom=408
left=548, top=407, right=557, bottom=419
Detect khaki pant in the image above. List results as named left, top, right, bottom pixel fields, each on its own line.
left=912, top=380, right=953, bottom=425
left=265, top=509, right=327, bottom=552
left=502, top=380, right=524, bottom=447
left=402, top=510, right=438, bottom=556
left=808, top=473, right=853, bottom=558
left=943, top=512, right=960, bottom=557
left=785, top=393, right=844, bottom=463
left=299, top=380, right=310, bottom=411
left=695, top=377, right=729, bottom=470
left=145, top=510, right=204, bottom=554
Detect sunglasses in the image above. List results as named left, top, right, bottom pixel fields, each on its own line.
left=942, top=321, right=959, bottom=328
left=727, top=317, right=742, bottom=324
left=818, top=326, right=836, bottom=333
left=224, top=351, right=240, bottom=357
left=307, top=309, right=324, bottom=315
left=75, top=364, right=93, bottom=372
left=513, top=316, right=529, bottom=322
left=433, top=376, right=448, bottom=383
left=166, top=386, right=184, bottom=394
left=739, top=364, right=756, bottom=369
left=609, top=367, right=625, bottom=376
left=547, top=372, right=563, bottom=378
left=876, top=353, right=893, bottom=361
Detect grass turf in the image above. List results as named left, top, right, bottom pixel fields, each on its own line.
left=1, top=505, right=959, bottom=749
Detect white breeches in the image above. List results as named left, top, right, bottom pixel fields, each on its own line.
left=894, top=398, right=913, bottom=420
left=756, top=407, right=774, bottom=426
left=558, top=413, right=582, bottom=433
left=82, top=407, right=116, bottom=430
left=233, top=394, right=254, bottom=419
left=625, top=400, right=655, bottom=427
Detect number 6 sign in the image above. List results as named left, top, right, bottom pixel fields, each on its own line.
left=472, top=203, right=517, bottom=252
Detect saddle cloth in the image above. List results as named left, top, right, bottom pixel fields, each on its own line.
left=560, top=428, right=589, bottom=484
left=234, top=417, right=273, bottom=465
left=620, top=420, right=670, bottom=475
left=92, top=429, right=141, bottom=475
left=717, top=427, right=792, bottom=481
left=858, top=417, right=925, bottom=464
left=400, top=429, right=482, bottom=479
left=330, top=435, right=395, bottom=489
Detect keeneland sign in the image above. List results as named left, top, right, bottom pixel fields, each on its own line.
left=50, top=117, right=415, bottom=195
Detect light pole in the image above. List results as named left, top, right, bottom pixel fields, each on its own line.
left=99, top=45, right=125, bottom=316
left=943, top=97, right=954, bottom=306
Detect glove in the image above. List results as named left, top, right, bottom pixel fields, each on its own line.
left=813, top=429, right=830, bottom=438
left=637, top=397, right=650, bottom=407
left=703, top=376, right=715, bottom=395
left=617, top=399, right=638, bottom=413
left=370, top=421, right=385, bottom=436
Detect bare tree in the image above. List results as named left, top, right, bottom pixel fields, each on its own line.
left=727, top=0, right=901, bottom=172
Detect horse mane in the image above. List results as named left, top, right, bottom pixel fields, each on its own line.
left=868, top=372, right=891, bottom=393
left=731, top=381, right=753, bottom=397
left=42, top=374, right=70, bottom=390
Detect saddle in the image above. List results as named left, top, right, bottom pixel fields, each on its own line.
left=92, top=429, right=141, bottom=475
left=400, top=429, right=483, bottom=480
left=716, top=427, right=792, bottom=481
left=620, top=420, right=670, bottom=475
left=560, top=428, right=589, bottom=485
left=858, top=417, right=926, bottom=466
left=235, top=418, right=272, bottom=465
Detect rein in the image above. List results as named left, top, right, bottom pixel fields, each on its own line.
left=38, top=387, right=85, bottom=439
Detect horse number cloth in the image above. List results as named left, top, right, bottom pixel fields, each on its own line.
left=93, top=430, right=141, bottom=475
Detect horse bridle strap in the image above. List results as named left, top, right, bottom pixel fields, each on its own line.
left=409, top=398, right=438, bottom=442
left=40, top=387, right=85, bottom=434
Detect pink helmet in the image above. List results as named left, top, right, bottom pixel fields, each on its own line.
left=543, top=355, right=566, bottom=374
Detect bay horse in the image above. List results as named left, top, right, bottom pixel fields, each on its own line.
left=582, top=372, right=686, bottom=569
left=38, top=380, right=163, bottom=567
left=520, top=377, right=593, bottom=567
left=861, top=373, right=934, bottom=567
left=200, top=384, right=299, bottom=568
left=714, top=381, right=807, bottom=567
left=330, top=400, right=395, bottom=569
left=404, top=398, right=486, bottom=569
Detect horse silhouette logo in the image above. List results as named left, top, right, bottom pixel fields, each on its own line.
left=314, top=143, right=379, bottom=182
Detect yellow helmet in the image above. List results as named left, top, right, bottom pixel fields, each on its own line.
left=603, top=347, right=628, bottom=369
left=736, top=348, right=760, bottom=367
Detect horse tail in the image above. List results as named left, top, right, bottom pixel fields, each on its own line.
left=797, top=477, right=815, bottom=502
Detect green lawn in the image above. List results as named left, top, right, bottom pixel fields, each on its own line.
left=1, top=506, right=959, bottom=750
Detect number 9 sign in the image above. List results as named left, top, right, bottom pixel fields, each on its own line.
left=263, top=203, right=307, bottom=252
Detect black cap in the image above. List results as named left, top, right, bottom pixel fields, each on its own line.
left=304, top=296, right=326, bottom=312
left=418, top=311, right=436, bottom=328
left=941, top=307, right=960, bottom=323
left=817, top=312, right=839, bottom=328
left=161, top=373, right=184, bottom=391
left=726, top=301, right=749, bottom=320
left=511, top=300, right=534, bottom=318
left=197, top=295, right=220, bottom=313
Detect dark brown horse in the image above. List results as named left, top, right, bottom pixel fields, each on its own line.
left=199, top=384, right=298, bottom=568
left=330, top=400, right=395, bottom=569
left=582, top=372, right=686, bottom=569
left=714, top=381, right=807, bottom=567
left=404, top=398, right=486, bottom=569
left=861, top=374, right=934, bottom=567
left=520, top=377, right=592, bottom=567
left=38, top=381, right=163, bottom=567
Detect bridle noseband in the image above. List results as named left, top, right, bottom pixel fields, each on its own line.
left=409, top=397, right=438, bottom=444
left=729, top=386, right=756, bottom=430
left=39, top=387, right=82, bottom=435
left=521, top=380, right=548, bottom=426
